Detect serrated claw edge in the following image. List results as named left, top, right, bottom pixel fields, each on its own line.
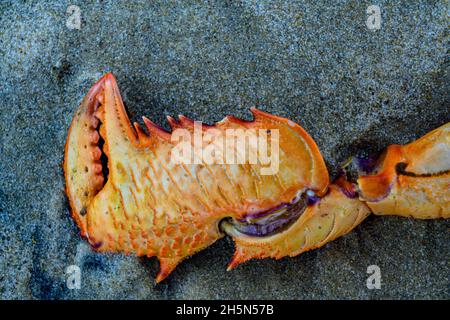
left=64, top=73, right=449, bottom=282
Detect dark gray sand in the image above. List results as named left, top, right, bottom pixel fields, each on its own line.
left=0, top=1, right=448, bottom=299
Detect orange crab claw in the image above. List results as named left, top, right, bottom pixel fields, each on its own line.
left=64, top=73, right=334, bottom=282
left=357, top=122, right=450, bottom=219
left=64, top=73, right=138, bottom=235
left=64, top=73, right=449, bottom=282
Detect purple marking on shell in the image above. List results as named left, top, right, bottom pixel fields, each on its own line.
left=239, top=202, right=288, bottom=222
left=239, top=191, right=304, bottom=222
left=339, top=185, right=358, bottom=199
left=91, top=241, right=103, bottom=249
left=233, top=194, right=308, bottom=237
left=307, top=194, right=320, bottom=205
left=306, top=189, right=320, bottom=205
left=237, top=217, right=293, bottom=237
left=353, top=155, right=378, bottom=174
left=306, top=195, right=320, bottom=206
left=365, top=182, right=394, bottom=203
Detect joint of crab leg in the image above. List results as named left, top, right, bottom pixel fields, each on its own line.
left=356, top=144, right=403, bottom=202
left=333, top=170, right=359, bottom=199
left=356, top=122, right=450, bottom=218
left=306, top=190, right=321, bottom=205
left=225, top=184, right=371, bottom=269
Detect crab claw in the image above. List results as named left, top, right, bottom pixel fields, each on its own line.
left=67, top=74, right=450, bottom=282
left=357, top=122, right=450, bottom=219
left=64, top=75, right=107, bottom=236
left=64, top=73, right=137, bottom=237
left=222, top=181, right=370, bottom=270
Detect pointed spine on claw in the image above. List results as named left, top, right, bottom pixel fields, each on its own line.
left=64, top=73, right=449, bottom=282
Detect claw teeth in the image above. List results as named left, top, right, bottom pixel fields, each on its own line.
left=94, top=175, right=104, bottom=187
left=142, top=117, right=171, bottom=139
left=91, top=131, right=100, bottom=144
left=93, top=163, right=103, bottom=174
left=97, top=94, right=104, bottom=105
left=92, top=147, right=102, bottom=160
left=142, top=116, right=156, bottom=131
left=93, top=105, right=105, bottom=123
left=90, top=117, right=99, bottom=129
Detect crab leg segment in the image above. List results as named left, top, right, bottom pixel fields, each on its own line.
left=357, top=122, right=450, bottom=219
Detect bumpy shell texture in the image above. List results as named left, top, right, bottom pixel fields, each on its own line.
left=357, top=123, right=450, bottom=219
left=64, top=73, right=336, bottom=282
left=64, top=73, right=448, bottom=282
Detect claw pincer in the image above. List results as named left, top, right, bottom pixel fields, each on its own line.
left=64, top=74, right=449, bottom=282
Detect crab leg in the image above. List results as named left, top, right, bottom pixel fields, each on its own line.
left=357, top=123, right=450, bottom=219
left=65, top=73, right=335, bottom=281
left=64, top=73, right=449, bottom=282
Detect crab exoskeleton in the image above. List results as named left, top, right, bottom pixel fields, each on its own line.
left=64, top=73, right=448, bottom=282
left=356, top=122, right=450, bottom=219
